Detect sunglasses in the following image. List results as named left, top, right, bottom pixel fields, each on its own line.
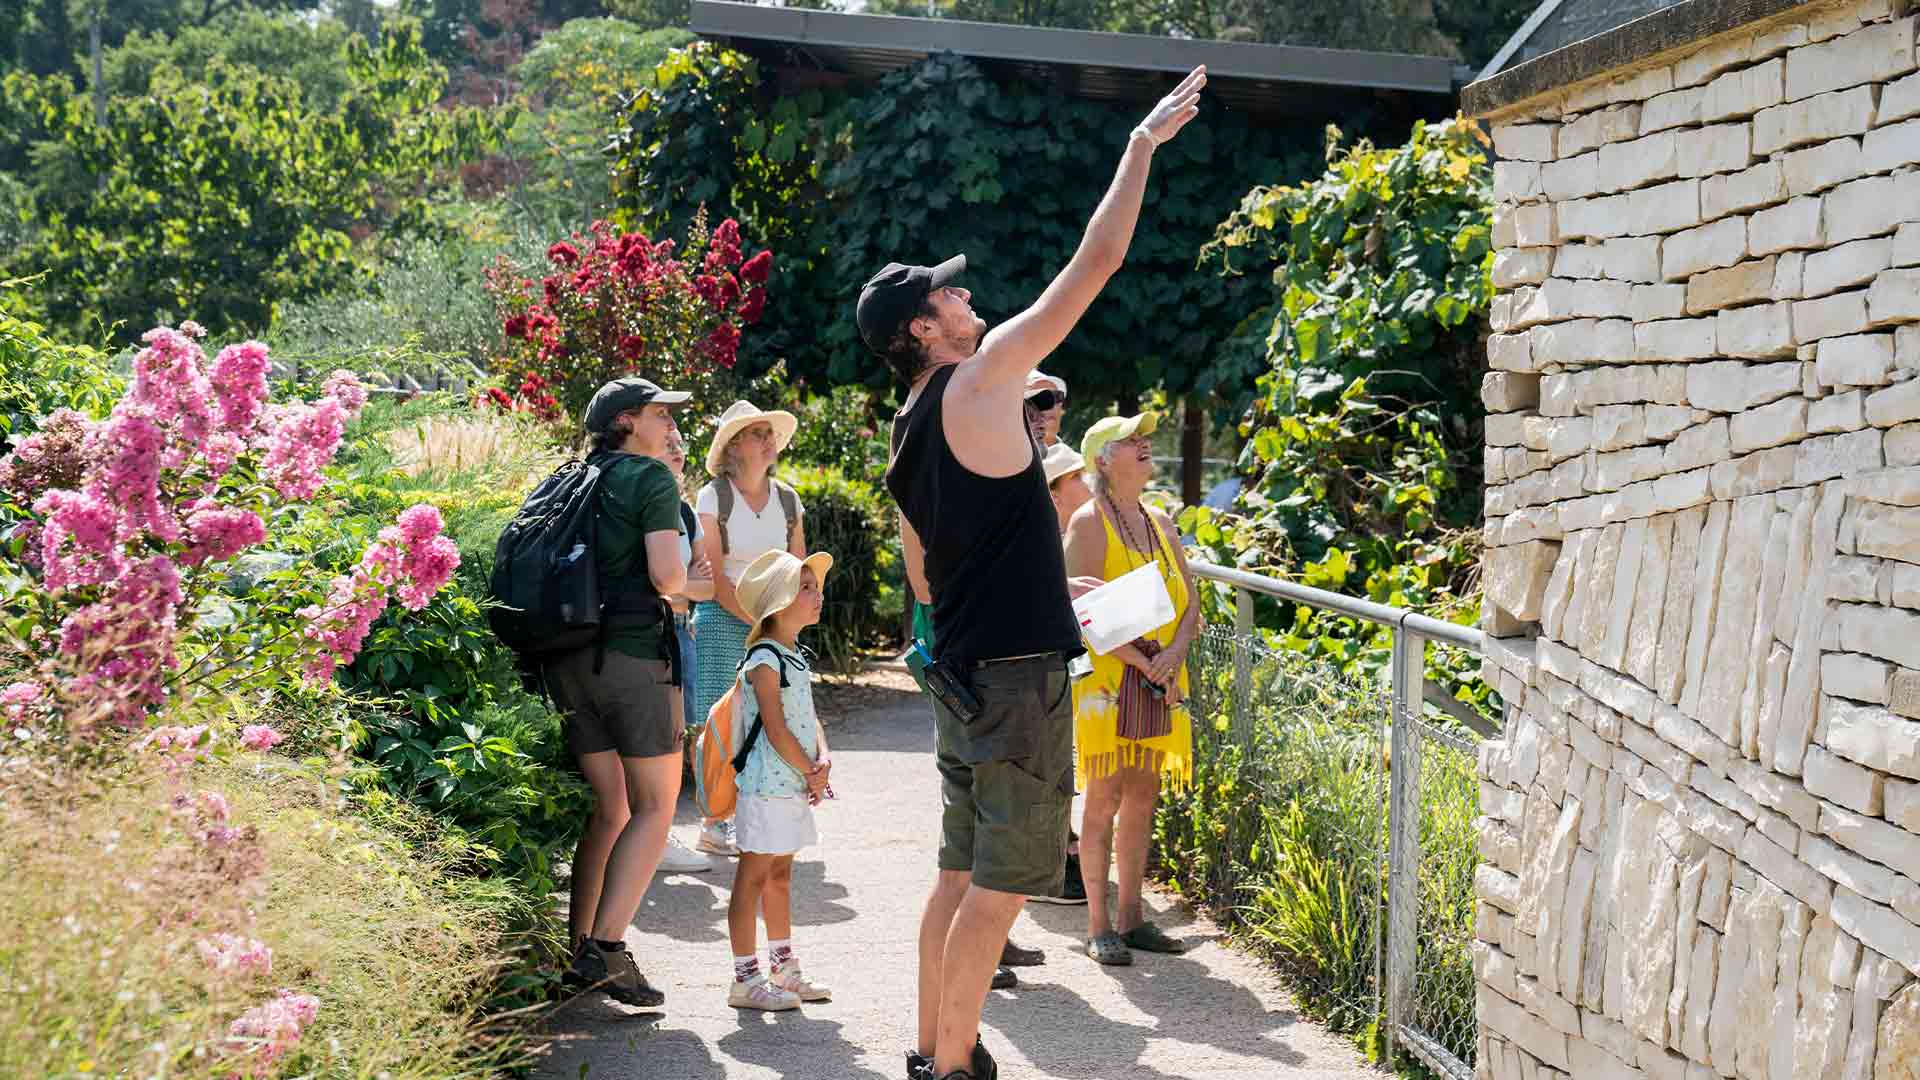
left=1025, top=389, right=1065, bottom=411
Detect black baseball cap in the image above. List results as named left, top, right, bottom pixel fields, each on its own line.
left=583, top=376, right=690, bottom=432
left=855, top=255, right=966, bottom=353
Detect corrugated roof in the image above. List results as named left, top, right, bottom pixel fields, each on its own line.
left=689, top=1, right=1459, bottom=117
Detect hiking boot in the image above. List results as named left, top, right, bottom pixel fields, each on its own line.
left=1032, top=853, right=1088, bottom=905
left=697, top=818, right=739, bottom=856
left=565, top=939, right=666, bottom=1008
left=659, top=834, right=714, bottom=873
left=728, top=972, right=801, bottom=1011
left=906, top=1039, right=996, bottom=1080
left=771, top=959, right=832, bottom=1002
left=999, top=939, right=1044, bottom=966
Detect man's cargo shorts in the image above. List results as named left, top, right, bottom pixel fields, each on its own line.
left=931, top=653, right=1075, bottom=897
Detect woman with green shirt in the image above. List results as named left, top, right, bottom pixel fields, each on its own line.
left=555, top=377, right=693, bottom=1010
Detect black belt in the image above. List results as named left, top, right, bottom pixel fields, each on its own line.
left=969, top=651, right=1069, bottom=671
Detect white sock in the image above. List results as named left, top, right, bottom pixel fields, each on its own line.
left=733, top=954, right=759, bottom=982
left=769, top=938, right=794, bottom=967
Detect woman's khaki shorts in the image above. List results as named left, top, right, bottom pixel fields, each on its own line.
left=931, top=655, right=1075, bottom=897
left=545, top=649, right=682, bottom=759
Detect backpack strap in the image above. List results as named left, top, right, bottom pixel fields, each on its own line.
left=731, top=642, right=790, bottom=774
left=709, top=479, right=734, bottom=556
left=678, top=501, right=697, bottom=544
left=775, top=480, right=800, bottom=549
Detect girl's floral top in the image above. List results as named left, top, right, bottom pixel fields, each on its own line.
left=736, top=641, right=817, bottom=800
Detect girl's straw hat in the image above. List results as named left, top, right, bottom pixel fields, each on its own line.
left=707, top=400, right=799, bottom=478
left=737, top=549, right=834, bottom=645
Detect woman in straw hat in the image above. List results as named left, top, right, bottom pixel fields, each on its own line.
left=726, top=549, right=836, bottom=1012
left=691, top=400, right=807, bottom=856
left=1062, top=411, right=1199, bottom=967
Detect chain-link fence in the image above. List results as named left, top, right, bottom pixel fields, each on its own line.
left=1159, top=624, right=1388, bottom=1034
left=1165, top=564, right=1489, bottom=1077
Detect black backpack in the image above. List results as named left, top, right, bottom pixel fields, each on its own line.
left=487, top=451, right=663, bottom=671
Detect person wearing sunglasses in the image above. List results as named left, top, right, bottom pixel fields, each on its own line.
left=1023, top=372, right=1067, bottom=448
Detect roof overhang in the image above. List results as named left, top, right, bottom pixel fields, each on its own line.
left=689, top=0, right=1458, bottom=119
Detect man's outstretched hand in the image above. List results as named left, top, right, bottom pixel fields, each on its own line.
left=1136, top=66, right=1207, bottom=146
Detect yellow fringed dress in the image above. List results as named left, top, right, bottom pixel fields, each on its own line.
left=1072, top=507, right=1192, bottom=791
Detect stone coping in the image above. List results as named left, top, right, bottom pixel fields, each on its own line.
left=1465, top=0, right=1827, bottom=119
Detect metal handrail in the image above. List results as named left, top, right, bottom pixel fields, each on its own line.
left=1183, top=556, right=1486, bottom=1078
left=1188, top=559, right=1485, bottom=653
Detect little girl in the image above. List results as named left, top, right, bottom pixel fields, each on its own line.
left=727, top=548, right=835, bottom=1011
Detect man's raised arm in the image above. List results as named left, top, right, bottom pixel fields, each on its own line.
left=971, top=66, right=1206, bottom=386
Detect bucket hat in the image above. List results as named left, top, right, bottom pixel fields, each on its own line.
left=737, top=549, right=834, bottom=645
left=707, top=400, right=799, bottom=478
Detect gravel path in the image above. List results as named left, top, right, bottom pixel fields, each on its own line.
left=532, top=678, right=1378, bottom=1080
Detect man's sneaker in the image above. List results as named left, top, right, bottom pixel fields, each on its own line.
left=1000, top=939, right=1044, bottom=966
left=728, top=973, right=801, bottom=1011
left=697, top=818, right=739, bottom=857
left=771, top=960, right=832, bottom=1002
left=564, top=938, right=665, bottom=1008
left=906, top=1039, right=996, bottom=1080
left=991, top=965, right=1017, bottom=989
left=1031, top=853, right=1089, bottom=905
left=659, top=835, right=714, bottom=873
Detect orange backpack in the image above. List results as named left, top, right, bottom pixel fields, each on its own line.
left=694, top=642, right=788, bottom=820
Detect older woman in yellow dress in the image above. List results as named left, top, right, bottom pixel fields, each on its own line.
left=1062, top=412, right=1200, bottom=966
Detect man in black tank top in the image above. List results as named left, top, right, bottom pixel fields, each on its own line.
left=857, top=67, right=1210, bottom=1080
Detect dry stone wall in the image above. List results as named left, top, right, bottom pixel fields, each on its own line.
left=1473, top=2, right=1920, bottom=1077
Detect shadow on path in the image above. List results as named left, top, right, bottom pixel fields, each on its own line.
left=532, top=693, right=1376, bottom=1080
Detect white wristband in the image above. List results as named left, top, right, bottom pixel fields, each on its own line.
left=1131, top=125, right=1161, bottom=147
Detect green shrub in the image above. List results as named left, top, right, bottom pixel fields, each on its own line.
left=785, top=463, right=903, bottom=670
left=782, top=383, right=891, bottom=479
left=0, top=291, right=120, bottom=437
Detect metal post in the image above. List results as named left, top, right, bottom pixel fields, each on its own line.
left=1386, top=620, right=1425, bottom=1065
left=1233, top=585, right=1253, bottom=738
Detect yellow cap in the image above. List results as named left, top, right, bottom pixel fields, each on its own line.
left=1079, top=412, right=1159, bottom=467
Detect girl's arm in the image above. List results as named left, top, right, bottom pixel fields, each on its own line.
left=748, top=666, right=816, bottom=778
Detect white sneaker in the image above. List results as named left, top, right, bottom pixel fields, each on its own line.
left=697, top=819, right=739, bottom=857
left=728, top=973, right=800, bottom=1011
left=771, top=961, right=831, bottom=1002
left=658, top=836, right=713, bottom=874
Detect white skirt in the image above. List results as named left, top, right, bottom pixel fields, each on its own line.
left=735, top=794, right=819, bottom=855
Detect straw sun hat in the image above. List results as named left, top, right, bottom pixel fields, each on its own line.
left=737, top=549, right=834, bottom=645
left=706, top=400, right=799, bottom=478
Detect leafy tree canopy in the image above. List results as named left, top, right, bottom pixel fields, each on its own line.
left=4, top=20, right=507, bottom=342
left=97, top=8, right=357, bottom=110
left=4, top=0, right=324, bottom=77
left=609, top=43, right=1331, bottom=406
left=514, top=17, right=692, bottom=110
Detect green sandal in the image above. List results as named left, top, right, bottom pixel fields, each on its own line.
left=1122, top=922, right=1188, bottom=954
left=1086, top=931, right=1133, bottom=966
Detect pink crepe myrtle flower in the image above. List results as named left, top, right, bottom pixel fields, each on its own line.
left=321, top=369, right=368, bottom=418
left=56, top=556, right=182, bottom=725
left=0, top=408, right=91, bottom=500
left=33, top=488, right=123, bottom=591
left=225, top=989, right=320, bottom=1075
left=1, top=680, right=44, bottom=727
left=142, top=723, right=211, bottom=769
left=198, top=933, right=272, bottom=977
left=84, top=408, right=179, bottom=545
left=182, top=504, right=267, bottom=567
left=299, top=505, right=459, bottom=681
left=238, top=725, right=284, bottom=751
left=261, top=397, right=347, bottom=501
left=208, top=342, right=272, bottom=435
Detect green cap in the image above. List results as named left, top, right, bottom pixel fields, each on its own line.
left=583, top=377, right=690, bottom=433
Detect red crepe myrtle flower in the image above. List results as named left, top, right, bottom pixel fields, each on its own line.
left=740, top=250, right=772, bottom=285
left=739, top=287, right=767, bottom=325
left=547, top=241, right=580, bottom=267
left=618, top=335, right=646, bottom=362
left=502, top=315, right=529, bottom=340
